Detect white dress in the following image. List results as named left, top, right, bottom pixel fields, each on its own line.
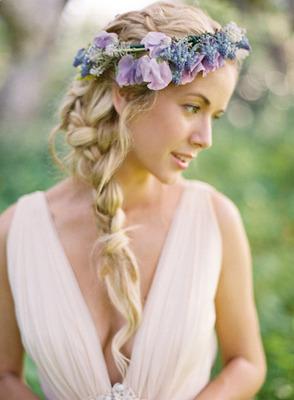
left=7, top=179, right=222, bottom=400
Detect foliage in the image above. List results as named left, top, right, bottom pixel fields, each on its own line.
left=0, top=1, right=293, bottom=399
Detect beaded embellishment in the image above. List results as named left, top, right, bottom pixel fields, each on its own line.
left=92, top=383, right=139, bottom=400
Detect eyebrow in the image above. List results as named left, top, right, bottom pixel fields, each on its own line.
left=184, top=92, right=225, bottom=113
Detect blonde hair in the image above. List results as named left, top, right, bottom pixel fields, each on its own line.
left=49, top=1, right=223, bottom=379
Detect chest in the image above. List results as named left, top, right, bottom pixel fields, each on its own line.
left=54, top=208, right=174, bottom=385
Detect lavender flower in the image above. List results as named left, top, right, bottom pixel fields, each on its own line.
left=198, top=35, right=225, bottom=75
left=141, top=32, right=171, bottom=58
left=94, top=31, right=119, bottom=50
left=215, top=32, right=235, bottom=59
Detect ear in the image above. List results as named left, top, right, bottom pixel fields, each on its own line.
left=112, top=83, right=128, bottom=115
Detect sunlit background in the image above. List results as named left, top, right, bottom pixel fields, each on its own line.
left=63, top=0, right=154, bottom=26
left=0, top=0, right=293, bottom=399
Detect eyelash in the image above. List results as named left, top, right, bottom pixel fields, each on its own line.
left=184, top=104, right=223, bottom=120
left=184, top=104, right=201, bottom=114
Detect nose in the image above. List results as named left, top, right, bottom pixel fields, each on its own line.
left=189, top=116, right=212, bottom=150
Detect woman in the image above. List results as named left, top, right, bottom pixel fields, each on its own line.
left=0, top=1, right=267, bottom=399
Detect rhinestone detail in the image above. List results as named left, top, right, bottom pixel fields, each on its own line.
left=92, top=383, right=139, bottom=400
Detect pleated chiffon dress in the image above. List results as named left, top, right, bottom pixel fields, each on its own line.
left=7, top=179, right=222, bottom=400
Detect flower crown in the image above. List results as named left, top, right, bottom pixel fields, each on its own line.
left=73, top=22, right=251, bottom=91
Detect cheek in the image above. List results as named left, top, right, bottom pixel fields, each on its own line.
left=128, top=100, right=190, bottom=163
left=151, top=105, right=186, bottom=146
left=130, top=111, right=179, bottom=151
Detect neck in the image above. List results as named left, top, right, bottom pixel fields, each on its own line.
left=65, top=174, right=167, bottom=214
left=114, top=174, right=165, bottom=213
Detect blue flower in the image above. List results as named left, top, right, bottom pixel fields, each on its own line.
left=73, top=48, right=86, bottom=67
left=80, top=59, right=91, bottom=77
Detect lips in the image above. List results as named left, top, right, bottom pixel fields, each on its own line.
left=171, top=152, right=193, bottom=162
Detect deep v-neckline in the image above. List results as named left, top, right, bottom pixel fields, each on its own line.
left=38, top=181, right=190, bottom=388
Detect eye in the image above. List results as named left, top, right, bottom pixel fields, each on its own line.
left=183, top=104, right=201, bottom=114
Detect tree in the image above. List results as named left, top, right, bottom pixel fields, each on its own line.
left=0, top=0, right=69, bottom=122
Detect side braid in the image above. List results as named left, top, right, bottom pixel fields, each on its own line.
left=49, top=77, right=156, bottom=377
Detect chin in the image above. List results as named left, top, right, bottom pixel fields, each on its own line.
left=156, top=171, right=181, bottom=186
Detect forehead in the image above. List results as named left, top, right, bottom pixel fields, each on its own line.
left=162, top=62, right=238, bottom=109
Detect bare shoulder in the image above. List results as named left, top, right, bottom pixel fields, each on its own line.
left=190, top=179, right=242, bottom=228
left=43, top=177, right=93, bottom=213
left=188, top=178, right=240, bottom=219
left=209, top=185, right=243, bottom=233
left=0, top=177, right=69, bottom=232
left=43, top=177, right=72, bottom=203
left=43, top=178, right=82, bottom=223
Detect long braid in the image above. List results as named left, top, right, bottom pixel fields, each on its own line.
left=49, top=77, right=156, bottom=377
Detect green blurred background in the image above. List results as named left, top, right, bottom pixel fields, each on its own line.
left=0, top=0, right=293, bottom=399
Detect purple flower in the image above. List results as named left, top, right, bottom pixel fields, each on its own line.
left=116, top=55, right=141, bottom=86
left=202, top=52, right=225, bottom=76
left=93, top=31, right=119, bottom=49
left=181, top=54, right=205, bottom=84
left=116, top=54, right=172, bottom=90
left=141, top=32, right=171, bottom=58
left=136, top=55, right=172, bottom=90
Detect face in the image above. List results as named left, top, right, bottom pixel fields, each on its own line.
left=115, top=62, right=238, bottom=185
